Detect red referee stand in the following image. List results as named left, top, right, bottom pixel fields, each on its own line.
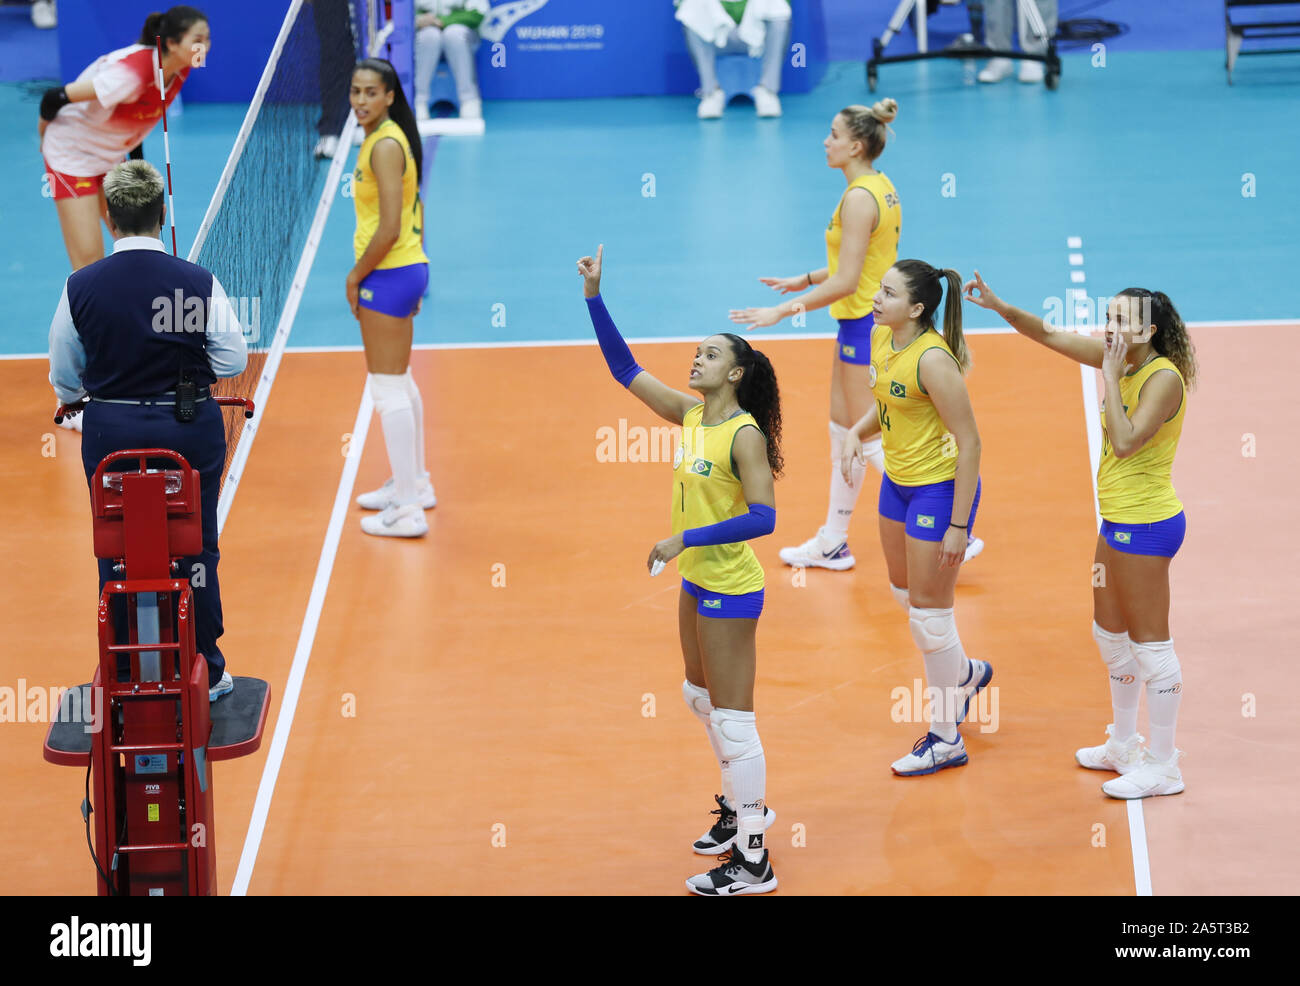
left=43, top=397, right=270, bottom=896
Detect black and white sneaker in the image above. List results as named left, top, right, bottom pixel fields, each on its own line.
left=692, top=794, right=776, bottom=855
left=686, top=847, right=778, bottom=896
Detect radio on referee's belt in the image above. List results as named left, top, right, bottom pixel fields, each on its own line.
left=90, top=380, right=211, bottom=421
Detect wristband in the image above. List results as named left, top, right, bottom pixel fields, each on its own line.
left=806, top=272, right=813, bottom=288
left=949, top=522, right=968, bottom=530
left=40, top=86, right=70, bottom=122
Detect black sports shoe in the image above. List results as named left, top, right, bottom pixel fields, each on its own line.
left=692, top=794, right=776, bottom=855
left=686, top=846, right=778, bottom=896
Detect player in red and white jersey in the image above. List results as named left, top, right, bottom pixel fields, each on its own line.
left=38, top=6, right=210, bottom=271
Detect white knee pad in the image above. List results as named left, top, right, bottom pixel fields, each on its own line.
left=369, top=373, right=411, bottom=417
left=682, top=680, right=713, bottom=724
left=1131, top=639, right=1180, bottom=683
left=890, top=583, right=910, bottom=612
left=1092, top=621, right=1133, bottom=672
left=709, top=708, right=763, bottom=764
left=908, top=606, right=959, bottom=654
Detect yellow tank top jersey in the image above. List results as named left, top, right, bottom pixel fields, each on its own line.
left=871, top=324, right=961, bottom=486
left=826, top=171, right=901, bottom=320
left=1097, top=356, right=1185, bottom=523
left=353, top=119, right=428, bottom=269
left=672, top=403, right=766, bottom=595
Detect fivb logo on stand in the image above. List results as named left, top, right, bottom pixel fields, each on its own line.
left=479, top=0, right=552, bottom=43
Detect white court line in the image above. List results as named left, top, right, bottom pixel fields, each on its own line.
left=229, top=385, right=373, bottom=896
left=8, top=317, right=1291, bottom=364
left=1068, top=235, right=1153, bottom=898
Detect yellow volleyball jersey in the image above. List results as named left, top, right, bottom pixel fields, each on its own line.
left=1097, top=356, right=1185, bottom=523
left=871, top=323, right=961, bottom=486
left=826, top=171, right=901, bottom=320
left=353, top=118, right=429, bottom=269
left=672, top=403, right=766, bottom=595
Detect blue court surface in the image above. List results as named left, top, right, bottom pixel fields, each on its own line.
left=2, top=0, right=1297, bottom=360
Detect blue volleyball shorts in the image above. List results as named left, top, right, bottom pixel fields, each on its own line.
left=836, top=314, right=875, bottom=365
left=879, top=474, right=982, bottom=542
left=682, top=579, right=765, bottom=619
left=1100, top=511, right=1186, bottom=558
left=358, top=262, right=428, bottom=318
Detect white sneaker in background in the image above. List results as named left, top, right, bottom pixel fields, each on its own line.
left=977, top=58, right=1013, bottom=83
left=751, top=85, right=782, bottom=117
left=32, top=0, right=57, bottom=29
left=697, top=88, right=724, bottom=119
left=1101, top=749, right=1184, bottom=799
left=459, top=98, right=482, bottom=120
left=963, top=536, right=984, bottom=564
left=777, top=527, right=854, bottom=570
left=58, top=414, right=83, bottom=434
left=891, top=731, right=968, bottom=776
left=360, top=502, right=429, bottom=538
left=1019, top=59, right=1045, bottom=83
left=356, top=474, right=437, bottom=511
left=313, top=135, right=339, bottom=160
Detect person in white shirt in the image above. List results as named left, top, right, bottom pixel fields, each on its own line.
left=414, top=1, right=490, bottom=121
left=676, top=0, right=791, bottom=119
left=38, top=6, right=210, bottom=272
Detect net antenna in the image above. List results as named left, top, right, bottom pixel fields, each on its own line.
left=154, top=34, right=179, bottom=256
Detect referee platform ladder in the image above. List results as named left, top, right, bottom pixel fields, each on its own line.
left=43, top=397, right=270, bottom=896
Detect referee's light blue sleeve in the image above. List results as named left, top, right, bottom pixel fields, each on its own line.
left=206, top=276, right=249, bottom=377
left=48, top=282, right=87, bottom=404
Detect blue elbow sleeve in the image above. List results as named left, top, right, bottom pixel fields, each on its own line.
left=586, top=294, right=643, bottom=388
left=682, top=503, right=776, bottom=548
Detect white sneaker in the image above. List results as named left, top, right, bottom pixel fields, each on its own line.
left=58, top=414, right=83, bottom=433
left=32, top=0, right=57, bottom=29
left=209, top=671, right=233, bottom=703
left=692, top=795, right=777, bottom=855
left=313, top=135, right=339, bottom=160
left=977, top=58, right=1014, bottom=83
left=1102, top=749, right=1184, bottom=799
left=1019, top=60, right=1045, bottom=83
left=892, top=731, right=968, bottom=776
left=778, top=527, right=854, bottom=570
left=963, top=536, right=984, bottom=564
left=1075, top=723, right=1144, bottom=774
left=416, top=102, right=431, bottom=122
left=752, top=85, right=782, bottom=117
left=697, top=88, right=725, bottom=119
left=356, top=474, right=437, bottom=511
left=459, top=98, right=482, bottom=120
left=360, top=502, right=429, bottom=538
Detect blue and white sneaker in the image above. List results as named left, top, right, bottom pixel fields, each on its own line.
left=208, top=671, right=234, bottom=703
left=891, top=731, right=968, bottom=776
left=955, top=659, right=993, bottom=725
left=778, top=527, right=855, bottom=571
left=686, top=847, right=778, bottom=896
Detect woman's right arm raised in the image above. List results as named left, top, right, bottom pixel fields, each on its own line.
left=578, top=244, right=698, bottom=425
left=963, top=270, right=1104, bottom=368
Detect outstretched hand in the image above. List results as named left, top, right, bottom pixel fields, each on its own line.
left=577, top=243, right=603, bottom=298
left=962, top=270, right=1000, bottom=312
left=728, top=305, right=785, bottom=331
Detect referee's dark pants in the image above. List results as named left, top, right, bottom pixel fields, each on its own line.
left=81, top=398, right=227, bottom=687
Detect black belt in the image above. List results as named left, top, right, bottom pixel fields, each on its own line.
left=91, top=388, right=211, bottom=407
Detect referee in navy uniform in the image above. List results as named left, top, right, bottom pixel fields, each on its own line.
left=48, top=160, right=248, bottom=702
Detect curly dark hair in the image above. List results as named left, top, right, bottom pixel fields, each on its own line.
left=720, top=333, right=783, bottom=478
left=1115, top=288, right=1198, bottom=390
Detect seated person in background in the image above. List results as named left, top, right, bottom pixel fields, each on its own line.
left=676, top=0, right=791, bottom=119
left=978, top=0, right=1058, bottom=84
left=414, top=0, right=489, bottom=121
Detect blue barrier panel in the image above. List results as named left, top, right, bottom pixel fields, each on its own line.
left=57, top=0, right=826, bottom=102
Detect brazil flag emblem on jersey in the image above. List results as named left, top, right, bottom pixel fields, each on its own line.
left=691, top=458, right=714, bottom=478
left=890, top=381, right=907, bottom=399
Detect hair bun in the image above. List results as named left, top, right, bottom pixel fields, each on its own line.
left=870, top=98, right=898, bottom=123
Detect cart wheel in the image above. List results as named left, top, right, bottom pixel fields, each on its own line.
left=867, top=66, right=878, bottom=93
left=1045, top=68, right=1059, bottom=90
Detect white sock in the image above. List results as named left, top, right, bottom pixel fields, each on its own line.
left=910, top=606, right=965, bottom=743
left=711, top=708, right=765, bottom=861
left=403, top=368, right=428, bottom=480
left=1134, top=639, right=1182, bottom=761
left=369, top=373, right=419, bottom=505
left=683, top=680, right=733, bottom=804
left=1093, top=622, right=1140, bottom=742
left=825, top=421, right=865, bottom=541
